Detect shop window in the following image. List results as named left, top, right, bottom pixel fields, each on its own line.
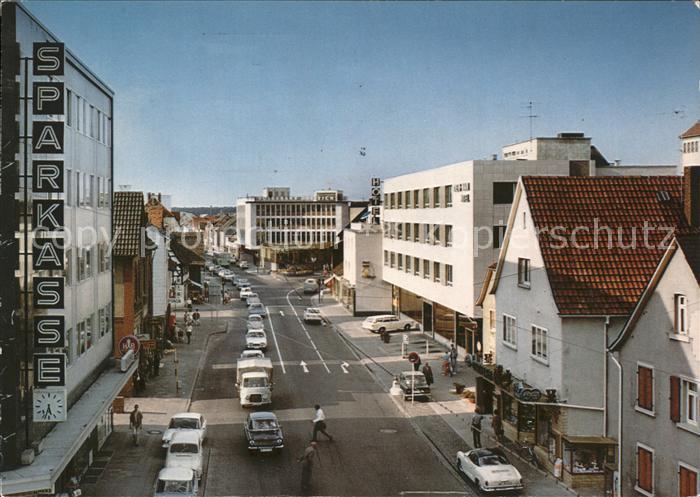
left=565, top=443, right=606, bottom=475
left=519, top=403, right=536, bottom=433
left=635, top=444, right=654, bottom=495
left=502, top=395, right=517, bottom=425
left=636, top=364, right=654, bottom=414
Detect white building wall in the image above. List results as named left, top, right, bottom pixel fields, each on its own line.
left=147, top=226, right=169, bottom=318
left=681, top=135, right=700, bottom=173
left=344, top=226, right=392, bottom=314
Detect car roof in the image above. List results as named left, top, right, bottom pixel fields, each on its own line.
left=171, top=412, right=201, bottom=420
left=158, top=467, right=194, bottom=481
left=367, top=314, right=394, bottom=319
left=170, top=431, right=201, bottom=443
left=306, top=307, right=320, bottom=311
left=250, top=411, right=277, bottom=420
left=402, top=371, right=425, bottom=376
left=469, top=447, right=506, bottom=458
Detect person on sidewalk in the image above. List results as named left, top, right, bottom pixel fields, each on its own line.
left=442, top=352, right=451, bottom=376
left=193, top=309, right=201, bottom=326
left=183, top=311, right=191, bottom=327
left=311, top=404, right=333, bottom=442
left=471, top=407, right=483, bottom=448
left=297, top=441, right=320, bottom=494
left=186, top=323, right=193, bottom=344
left=449, top=343, right=458, bottom=375
left=491, top=408, right=504, bottom=444
left=422, top=362, right=434, bottom=387
left=129, top=404, right=143, bottom=446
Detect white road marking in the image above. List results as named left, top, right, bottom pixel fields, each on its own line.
left=286, top=289, right=331, bottom=373
left=300, top=360, right=309, bottom=373
left=265, top=305, right=286, bottom=374
left=211, top=363, right=236, bottom=370
left=341, top=361, right=350, bottom=374
left=279, top=310, right=285, bottom=316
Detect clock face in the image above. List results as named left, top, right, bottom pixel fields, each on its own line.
left=33, top=388, right=67, bottom=422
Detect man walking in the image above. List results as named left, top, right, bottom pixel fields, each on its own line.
left=186, top=323, right=193, bottom=344
left=422, top=362, right=434, bottom=387
left=449, top=343, right=458, bottom=375
left=491, top=408, right=504, bottom=444
left=297, top=441, right=319, bottom=494
left=192, top=308, right=201, bottom=326
left=471, top=407, right=483, bottom=448
left=311, top=404, right=333, bottom=442
left=129, top=404, right=143, bottom=446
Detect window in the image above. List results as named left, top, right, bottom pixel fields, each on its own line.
left=390, top=252, right=395, bottom=268
left=66, top=89, right=72, bottom=127
left=635, top=444, right=654, bottom=496
left=494, top=225, right=506, bottom=249
left=422, top=224, right=430, bottom=244
left=82, top=99, right=87, bottom=134
left=433, top=224, right=441, bottom=245
left=76, top=95, right=82, bottom=132
left=445, top=185, right=452, bottom=207
left=390, top=193, right=395, bottom=209
left=405, top=255, right=411, bottom=273
left=397, top=254, right=403, bottom=271
left=423, top=259, right=430, bottom=279
left=682, top=379, right=699, bottom=427
left=531, top=325, right=548, bottom=362
left=86, top=314, right=94, bottom=350
left=98, top=242, right=110, bottom=272
left=99, top=307, right=106, bottom=338
left=405, top=191, right=411, bottom=208
left=422, top=188, right=429, bottom=208
left=384, top=250, right=388, bottom=266
left=518, top=258, right=531, bottom=288
left=433, top=186, right=441, bottom=207
left=397, top=191, right=403, bottom=208
left=675, top=294, right=688, bottom=335
left=489, top=309, right=496, bottom=333
left=397, top=223, right=403, bottom=240
left=445, top=225, right=453, bottom=247
left=64, top=327, right=72, bottom=365
left=76, top=171, right=82, bottom=205
left=384, top=193, right=388, bottom=207
left=445, top=264, right=453, bottom=286
left=66, top=169, right=72, bottom=206
left=414, top=258, right=420, bottom=276
left=413, top=190, right=419, bottom=208
left=97, top=110, right=102, bottom=141
left=78, top=321, right=86, bottom=355
left=413, top=223, right=420, bottom=242
left=503, top=314, right=517, bottom=347
left=679, top=464, right=698, bottom=497
left=405, top=223, right=412, bottom=241
left=433, top=261, right=441, bottom=283
left=493, top=182, right=517, bottom=204
left=636, top=364, right=654, bottom=413
left=65, top=248, right=72, bottom=286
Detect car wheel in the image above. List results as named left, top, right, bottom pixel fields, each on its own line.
left=404, top=324, right=412, bottom=330
left=378, top=327, right=386, bottom=333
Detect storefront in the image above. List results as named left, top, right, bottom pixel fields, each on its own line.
left=561, top=436, right=616, bottom=490
left=396, top=287, right=423, bottom=323
left=433, top=302, right=455, bottom=342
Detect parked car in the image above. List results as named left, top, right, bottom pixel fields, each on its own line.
left=217, top=269, right=228, bottom=278
left=248, top=303, right=266, bottom=318
left=246, top=295, right=262, bottom=307
left=239, top=260, right=249, bottom=269
left=303, top=307, right=323, bottom=324
left=303, top=278, right=319, bottom=294
left=162, top=412, right=207, bottom=448
left=236, top=278, right=250, bottom=289
left=244, top=411, right=284, bottom=453
left=153, top=467, right=198, bottom=497
left=245, top=329, right=268, bottom=350
left=246, top=315, right=264, bottom=330
left=165, top=431, right=203, bottom=481
left=240, top=349, right=264, bottom=359
left=456, top=448, right=523, bottom=493
left=398, top=371, right=432, bottom=400
left=361, top=314, right=414, bottom=333
left=240, top=287, right=254, bottom=300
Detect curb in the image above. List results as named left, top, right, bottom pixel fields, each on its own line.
left=186, top=321, right=229, bottom=412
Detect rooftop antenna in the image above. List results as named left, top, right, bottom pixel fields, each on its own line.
left=520, top=101, right=539, bottom=140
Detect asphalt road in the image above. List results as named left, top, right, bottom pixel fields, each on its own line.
left=192, top=268, right=473, bottom=497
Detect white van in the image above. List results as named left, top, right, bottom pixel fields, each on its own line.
left=165, top=431, right=203, bottom=481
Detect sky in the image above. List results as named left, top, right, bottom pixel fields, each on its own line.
left=26, top=1, right=700, bottom=206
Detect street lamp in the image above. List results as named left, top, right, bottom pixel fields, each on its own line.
left=310, top=255, right=317, bottom=275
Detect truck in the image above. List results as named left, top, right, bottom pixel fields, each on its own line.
left=236, top=357, right=274, bottom=407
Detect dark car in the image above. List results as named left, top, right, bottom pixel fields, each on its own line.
left=399, top=371, right=432, bottom=400
left=244, top=412, right=284, bottom=453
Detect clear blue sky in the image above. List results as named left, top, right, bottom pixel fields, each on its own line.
left=27, top=1, right=700, bottom=206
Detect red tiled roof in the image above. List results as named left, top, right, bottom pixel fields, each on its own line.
left=113, top=192, right=146, bottom=257
left=680, top=121, right=700, bottom=139
left=522, top=176, right=694, bottom=316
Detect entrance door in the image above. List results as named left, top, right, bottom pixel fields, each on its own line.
left=422, top=302, right=433, bottom=332
left=476, top=377, right=494, bottom=414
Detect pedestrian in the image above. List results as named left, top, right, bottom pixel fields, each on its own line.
left=422, top=362, right=434, bottom=387
left=183, top=311, right=191, bottom=326
left=471, top=406, right=483, bottom=448
left=153, top=349, right=161, bottom=377
left=176, top=326, right=184, bottom=344
left=311, top=404, right=333, bottom=442
left=193, top=308, right=201, bottom=326
left=129, top=404, right=143, bottom=446
left=186, top=323, right=193, bottom=344
left=297, top=441, right=319, bottom=494
left=186, top=298, right=192, bottom=311
left=442, top=352, right=451, bottom=376
left=491, top=408, right=504, bottom=444
left=449, top=343, right=458, bottom=375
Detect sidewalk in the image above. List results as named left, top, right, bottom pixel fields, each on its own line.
left=80, top=305, right=227, bottom=496
left=319, top=301, right=579, bottom=497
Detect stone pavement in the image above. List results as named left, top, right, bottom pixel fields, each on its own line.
left=80, top=305, right=229, bottom=496
left=317, top=301, right=580, bottom=497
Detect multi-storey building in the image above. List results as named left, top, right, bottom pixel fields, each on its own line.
left=236, top=187, right=362, bottom=270
left=0, top=3, right=136, bottom=494
left=681, top=121, right=700, bottom=173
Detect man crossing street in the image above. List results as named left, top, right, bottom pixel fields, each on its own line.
left=311, top=404, right=333, bottom=442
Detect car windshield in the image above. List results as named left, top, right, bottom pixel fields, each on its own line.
left=156, top=480, right=193, bottom=493
left=251, top=418, right=278, bottom=430
left=404, top=375, right=427, bottom=387
left=247, top=331, right=264, bottom=338
left=243, top=377, right=268, bottom=388
left=250, top=305, right=263, bottom=311
left=306, top=308, right=320, bottom=314
left=479, top=454, right=509, bottom=466
left=169, top=443, right=198, bottom=454
left=169, top=418, right=199, bottom=429
left=248, top=316, right=262, bottom=322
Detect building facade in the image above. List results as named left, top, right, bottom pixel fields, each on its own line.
left=681, top=121, right=700, bottom=173
left=0, top=4, right=137, bottom=494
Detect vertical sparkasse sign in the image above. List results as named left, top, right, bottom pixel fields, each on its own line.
left=31, top=42, right=67, bottom=392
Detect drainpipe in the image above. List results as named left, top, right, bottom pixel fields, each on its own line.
left=603, top=316, right=610, bottom=436
left=609, top=351, right=623, bottom=496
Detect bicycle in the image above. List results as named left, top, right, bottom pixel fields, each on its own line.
left=515, top=441, right=543, bottom=470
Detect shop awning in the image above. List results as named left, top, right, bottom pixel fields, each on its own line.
left=0, top=360, right=139, bottom=495
left=562, top=435, right=617, bottom=445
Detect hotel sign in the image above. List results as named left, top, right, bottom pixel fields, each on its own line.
left=30, top=42, right=67, bottom=401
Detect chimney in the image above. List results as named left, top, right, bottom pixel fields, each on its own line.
left=684, top=165, right=700, bottom=227
left=491, top=154, right=498, bottom=160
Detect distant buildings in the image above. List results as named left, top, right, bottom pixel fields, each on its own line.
left=681, top=121, right=700, bottom=172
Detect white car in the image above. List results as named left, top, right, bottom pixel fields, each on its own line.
left=154, top=467, right=198, bottom=497
left=165, top=431, right=203, bottom=481
left=240, top=287, right=254, bottom=300
left=239, top=261, right=249, bottom=269
left=245, top=329, right=268, bottom=350
left=246, top=295, right=262, bottom=307
left=303, top=307, right=323, bottom=324
left=162, top=412, right=207, bottom=448
left=236, top=278, right=250, bottom=289
left=240, top=349, right=264, bottom=359
left=248, top=303, right=266, bottom=318
left=246, top=315, right=264, bottom=330
left=361, top=314, right=415, bottom=333
left=303, top=278, right=318, bottom=294
left=456, top=448, right=523, bottom=493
